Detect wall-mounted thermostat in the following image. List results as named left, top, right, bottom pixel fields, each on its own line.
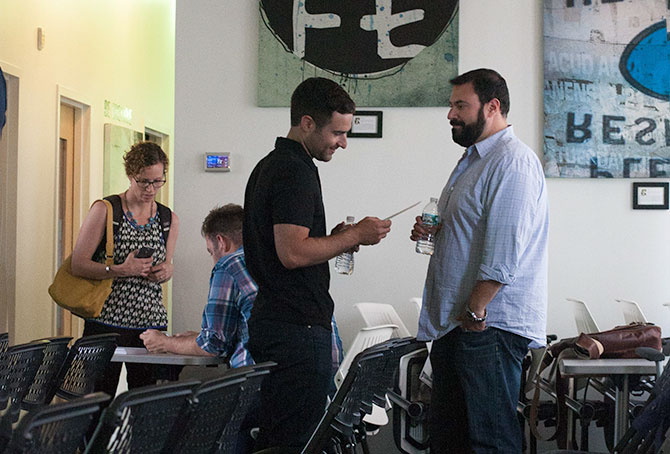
left=205, top=152, right=230, bottom=172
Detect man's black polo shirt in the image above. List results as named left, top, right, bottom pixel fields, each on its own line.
left=243, top=137, right=333, bottom=330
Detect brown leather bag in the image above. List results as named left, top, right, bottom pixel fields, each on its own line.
left=550, top=323, right=662, bottom=360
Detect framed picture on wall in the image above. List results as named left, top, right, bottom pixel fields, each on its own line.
left=632, top=182, right=669, bottom=210
left=349, top=111, right=383, bottom=138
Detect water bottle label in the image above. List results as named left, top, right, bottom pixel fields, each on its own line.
left=422, top=213, right=439, bottom=227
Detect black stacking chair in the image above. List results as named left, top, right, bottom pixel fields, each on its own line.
left=302, top=337, right=425, bottom=454
left=166, top=372, right=248, bottom=454
left=0, top=333, right=10, bottom=404
left=216, top=362, right=275, bottom=454
left=0, top=333, right=8, bottom=364
left=21, top=336, right=72, bottom=411
left=0, top=342, right=48, bottom=453
left=0, top=333, right=8, bottom=407
left=55, top=333, right=118, bottom=400
left=0, top=342, right=47, bottom=421
left=302, top=348, right=387, bottom=454
left=84, top=380, right=199, bottom=454
left=4, top=392, right=110, bottom=454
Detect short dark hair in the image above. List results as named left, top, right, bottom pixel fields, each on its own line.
left=123, top=141, right=169, bottom=177
left=290, top=77, right=356, bottom=128
left=201, top=204, right=244, bottom=245
left=450, top=69, right=510, bottom=117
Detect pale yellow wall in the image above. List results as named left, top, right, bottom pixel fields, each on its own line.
left=0, top=0, right=175, bottom=343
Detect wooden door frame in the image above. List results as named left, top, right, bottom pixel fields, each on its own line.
left=0, top=62, right=21, bottom=344
left=54, top=87, right=91, bottom=337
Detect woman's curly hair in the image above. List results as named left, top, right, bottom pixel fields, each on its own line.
left=123, top=141, right=169, bottom=177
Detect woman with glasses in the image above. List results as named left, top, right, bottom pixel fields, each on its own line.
left=71, top=141, right=179, bottom=395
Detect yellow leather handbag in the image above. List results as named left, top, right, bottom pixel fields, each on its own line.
left=48, top=199, right=114, bottom=318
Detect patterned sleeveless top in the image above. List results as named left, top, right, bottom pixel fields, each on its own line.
left=91, top=208, right=168, bottom=329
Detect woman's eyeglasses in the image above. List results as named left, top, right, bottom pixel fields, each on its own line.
left=134, top=178, right=166, bottom=189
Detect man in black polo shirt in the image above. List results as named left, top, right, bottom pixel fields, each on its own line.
left=244, top=77, right=392, bottom=451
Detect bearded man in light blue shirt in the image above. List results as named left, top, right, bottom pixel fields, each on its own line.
left=411, top=68, right=549, bottom=454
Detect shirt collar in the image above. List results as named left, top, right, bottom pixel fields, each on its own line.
left=468, top=125, right=513, bottom=158
left=275, top=137, right=317, bottom=171
left=213, top=246, right=244, bottom=271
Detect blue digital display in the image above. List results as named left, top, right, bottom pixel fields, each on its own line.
left=206, top=154, right=228, bottom=168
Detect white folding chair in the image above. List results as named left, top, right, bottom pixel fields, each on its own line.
left=410, top=297, right=422, bottom=319
left=334, top=324, right=397, bottom=427
left=354, top=302, right=412, bottom=338
left=616, top=299, right=648, bottom=324
left=567, top=298, right=600, bottom=334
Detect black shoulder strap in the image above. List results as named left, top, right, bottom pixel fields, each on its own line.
left=156, top=201, right=172, bottom=243
left=93, top=195, right=123, bottom=259
left=103, top=194, right=124, bottom=238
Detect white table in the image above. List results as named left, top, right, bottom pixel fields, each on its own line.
left=559, top=358, right=658, bottom=443
left=112, top=347, right=226, bottom=366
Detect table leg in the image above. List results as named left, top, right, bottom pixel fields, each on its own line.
left=566, top=376, right=575, bottom=448
left=613, top=375, right=629, bottom=443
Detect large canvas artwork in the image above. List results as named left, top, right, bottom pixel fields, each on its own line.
left=257, top=1, right=459, bottom=107
left=543, top=0, right=670, bottom=178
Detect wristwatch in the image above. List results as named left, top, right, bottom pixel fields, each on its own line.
left=105, top=265, right=111, bottom=273
left=466, top=304, right=486, bottom=323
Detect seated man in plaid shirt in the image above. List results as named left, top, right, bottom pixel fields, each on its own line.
left=141, top=204, right=257, bottom=368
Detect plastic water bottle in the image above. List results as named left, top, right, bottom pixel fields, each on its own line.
left=335, top=216, right=355, bottom=275
left=416, top=198, right=439, bottom=255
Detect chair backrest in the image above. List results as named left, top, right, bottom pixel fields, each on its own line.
left=567, top=298, right=600, bottom=334
left=0, top=332, right=8, bottom=361
left=56, top=333, right=119, bottom=400
left=616, top=299, right=648, bottom=324
left=354, top=302, right=412, bottom=338
left=617, top=351, right=670, bottom=453
left=85, top=380, right=199, bottom=454
left=22, top=336, right=72, bottom=411
left=0, top=333, right=10, bottom=400
left=334, top=325, right=397, bottom=389
left=0, top=342, right=47, bottom=421
left=216, top=362, right=274, bottom=454
left=5, top=392, right=109, bottom=454
left=166, top=373, right=247, bottom=454
left=303, top=338, right=425, bottom=454
left=410, top=297, right=422, bottom=319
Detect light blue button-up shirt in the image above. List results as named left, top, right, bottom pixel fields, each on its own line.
left=417, top=126, right=549, bottom=348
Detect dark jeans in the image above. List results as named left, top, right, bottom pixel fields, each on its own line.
left=83, top=321, right=167, bottom=397
left=247, top=319, right=332, bottom=452
left=429, top=327, right=530, bottom=454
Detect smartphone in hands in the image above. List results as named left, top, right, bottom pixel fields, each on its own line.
left=136, top=247, right=155, bottom=259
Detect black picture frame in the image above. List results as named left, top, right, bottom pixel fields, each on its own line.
left=348, top=111, right=383, bottom=138
left=632, top=182, right=669, bottom=210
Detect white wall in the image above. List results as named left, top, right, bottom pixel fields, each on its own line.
left=173, top=1, right=670, bottom=348
left=0, top=0, right=175, bottom=343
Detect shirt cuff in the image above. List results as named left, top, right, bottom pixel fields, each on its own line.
left=478, top=263, right=516, bottom=285
left=196, top=330, right=227, bottom=356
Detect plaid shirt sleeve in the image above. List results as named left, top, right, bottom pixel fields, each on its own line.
left=331, top=316, right=344, bottom=376
left=196, top=261, right=240, bottom=357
